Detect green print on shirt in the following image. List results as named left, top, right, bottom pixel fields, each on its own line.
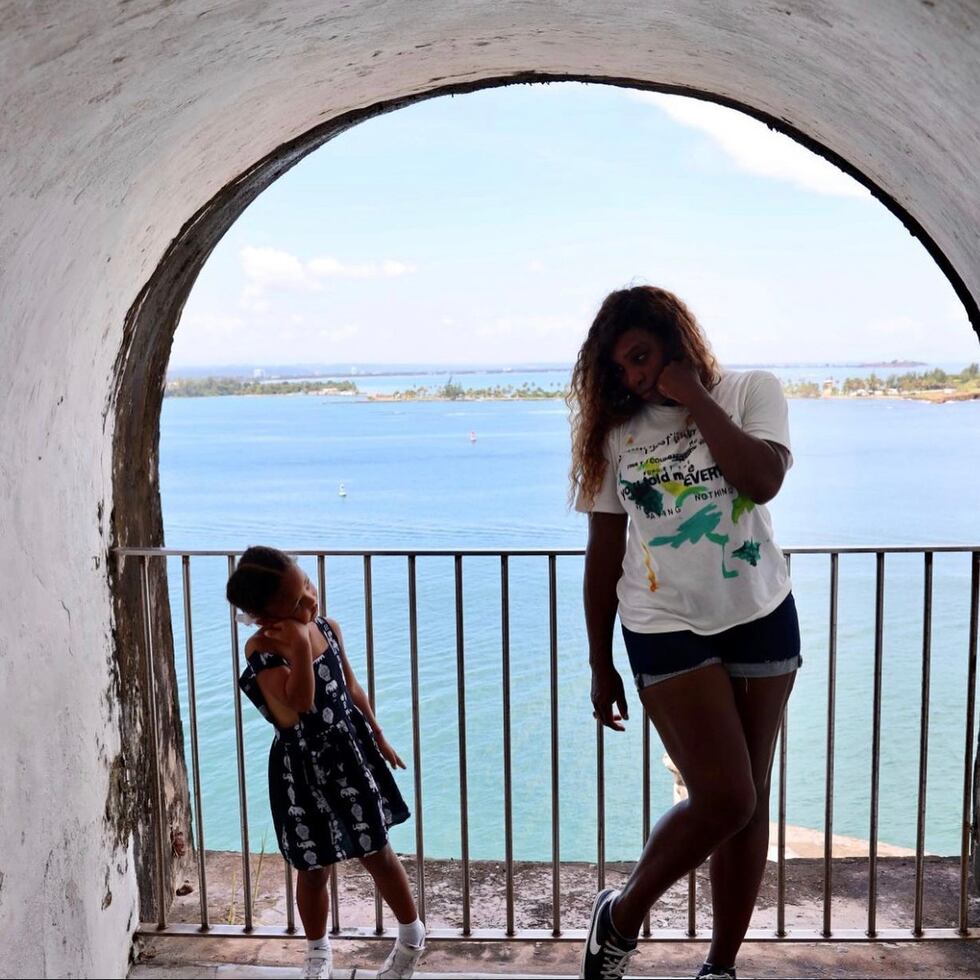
left=649, top=503, right=739, bottom=579
left=619, top=476, right=664, bottom=518
left=638, top=458, right=706, bottom=510
left=732, top=494, right=755, bottom=524
left=732, top=539, right=762, bottom=566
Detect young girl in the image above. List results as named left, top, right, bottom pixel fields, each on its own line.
left=571, top=286, right=800, bottom=980
left=227, top=546, right=426, bottom=980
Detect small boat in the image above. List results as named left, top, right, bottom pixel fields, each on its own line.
left=468, top=431, right=477, bottom=443
left=338, top=483, right=347, bottom=497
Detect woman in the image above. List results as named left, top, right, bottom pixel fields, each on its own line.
left=570, top=286, right=801, bottom=980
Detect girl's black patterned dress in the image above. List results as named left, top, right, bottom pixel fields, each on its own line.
left=238, top=617, right=409, bottom=869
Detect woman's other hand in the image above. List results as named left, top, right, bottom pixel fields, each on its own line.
left=591, top=663, right=630, bottom=732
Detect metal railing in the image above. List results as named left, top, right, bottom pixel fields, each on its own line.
left=117, top=545, right=980, bottom=943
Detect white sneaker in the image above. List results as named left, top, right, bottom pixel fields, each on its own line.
left=302, top=948, right=332, bottom=979
left=376, top=937, right=426, bottom=979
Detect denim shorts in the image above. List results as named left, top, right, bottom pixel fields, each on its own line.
left=622, top=592, right=802, bottom=691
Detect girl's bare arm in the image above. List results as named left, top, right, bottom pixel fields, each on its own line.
left=327, top=616, right=406, bottom=769
left=249, top=620, right=315, bottom=716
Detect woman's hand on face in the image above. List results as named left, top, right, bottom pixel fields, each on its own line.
left=656, top=360, right=706, bottom=407
left=591, top=663, right=630, bottom=732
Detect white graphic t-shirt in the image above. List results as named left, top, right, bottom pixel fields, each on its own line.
left=577, top=370, right=792, bottom=635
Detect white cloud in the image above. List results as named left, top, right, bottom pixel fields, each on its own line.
left=318, top=323, right=360, bottom=342
left=380, top=260, right=415, bottom=277
left=307, top=256, right=416, bottom=279
left=241, top=247, right=416, bottom=307
left=478, top=314, right=580, bottom=339
left=242, top=246, right=311, bottom=288
left=631, top=92, right=868, bottom=199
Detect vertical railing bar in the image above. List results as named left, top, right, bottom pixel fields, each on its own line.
left=959, top=552, right=980, bottom=934
left=868, top=551, right=885, bottom=937
left=914, top=551, right=933, bottom=936
left=776, top=710, right=788, bottom=937
left=822, top=551, right=839, bottom=937
left=227, top=554, right=253, bottom=931
left=284, top=562, right=298, bottom=933
left=284, top=860, right=295, bottom=934
left=408, top=555, right=426, bottom=922
left=318, top=555, right=340, bottom=936
left=549, top=553, right=561, bottom=936
left=455, top=555, right=471, bottom=935
left=687, top=870, right=696, bottom=937
left=777, top=551, right=791, bottom=938
left=180, top=556, right=209, bottom=930
left=139, top=556, right=170, bottom=930
left=501, top=556, right=515, bottom=937
left=597, top=720, right=606, bottom=890
left=642, top=709, right=651, bottom=938
left=364, top=556, right=383, bottom=935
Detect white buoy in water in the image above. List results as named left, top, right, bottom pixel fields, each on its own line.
left=338, top=483, right=347, bottom=497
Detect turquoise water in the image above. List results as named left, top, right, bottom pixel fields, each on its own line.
left=160, top=388, right=980, bottom=860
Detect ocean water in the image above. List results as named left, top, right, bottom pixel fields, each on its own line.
left=160, top=385, right=980, bottom=861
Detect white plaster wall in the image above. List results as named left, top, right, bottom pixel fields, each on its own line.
left=0, top=2, right=977, bottom=976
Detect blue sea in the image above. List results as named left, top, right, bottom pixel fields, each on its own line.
left=160, top=370, right=980, bottom=861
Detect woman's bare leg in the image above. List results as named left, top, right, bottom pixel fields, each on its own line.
left=706, top=671, right=796, bottom=968
left=610, top=663, right=757, bottom=939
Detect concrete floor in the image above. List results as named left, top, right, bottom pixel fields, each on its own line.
left=130, top=933, right=980, bottom=979
left=130, top=852, right=980, bottom=976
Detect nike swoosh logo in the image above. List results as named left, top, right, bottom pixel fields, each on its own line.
left=588, top=896, right=605, bottom=955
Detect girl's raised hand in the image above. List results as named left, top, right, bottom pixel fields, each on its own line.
left=375, top=732, right=407, bottom=770
left=257, top=619, right=312, bottom=663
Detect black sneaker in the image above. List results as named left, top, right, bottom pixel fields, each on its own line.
left=696, top=965, right=737, bottom=979
left=579, top=887, right=638, bottom=980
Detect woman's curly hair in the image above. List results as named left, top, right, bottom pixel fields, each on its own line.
left=568, top=285, right=720, bottom=506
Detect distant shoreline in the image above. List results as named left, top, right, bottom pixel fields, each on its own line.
left=165, top=364, right=980, bottom=404
left=167, top=359, right=932, bottom=383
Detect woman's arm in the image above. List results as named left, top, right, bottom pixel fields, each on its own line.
left=585, top=511, right=631, bottom=732
left=656, top=363, right=789, bottom=504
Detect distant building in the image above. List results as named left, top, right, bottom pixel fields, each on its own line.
left=252, top=368, right=265, bottom=379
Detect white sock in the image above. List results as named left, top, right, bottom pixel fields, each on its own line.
left=397, top=917, right=425, bottom=947
left=307, top=936, right=330, bottom=955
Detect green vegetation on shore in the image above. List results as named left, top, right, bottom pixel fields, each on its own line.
left=784, top=364, right=980, bottom=400
left=165, top=377, right=358, bottom=397
left=165, top=366, right=980, bottom=403
left=387, top=377, right=565, bottom=401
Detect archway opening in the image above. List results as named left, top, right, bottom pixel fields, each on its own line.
left=118, top=78, right=980, bottom=936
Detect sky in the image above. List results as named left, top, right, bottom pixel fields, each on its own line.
left=170, top=82, right=978, bottom=369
